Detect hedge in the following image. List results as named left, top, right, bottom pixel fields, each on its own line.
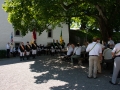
left=0, top=50, right=6, bottom=59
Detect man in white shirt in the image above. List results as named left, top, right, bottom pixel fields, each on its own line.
left=108, top=37, right=114, bottom=49
left=109, top=42, right=120, bottom=85
left=6, top=42, right=10, bottom=58
left=86, top=37, right=102, bottom=79
left=71, top=43, right=81, bottom=65
left=66, top=44, right=74, bottom=56
left=64, top=43, right=74, bottom=60
left=97, top=38, right=105, bottom=74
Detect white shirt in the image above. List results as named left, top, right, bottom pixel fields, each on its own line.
left=98, top=43, right=105, bottom=50
left=67, top=45, right=73, bottom=55
left=6, top=44, right=10, bottom=49
left=103, top=48, right=112, bottom=59
left=112, top=43, right=120, bottom=56
left=86, top=42, right=102, bottom=56
left=73, top=46, right=81, bottom=55
left=51, top=47, right=55, bottom=52
left=10, top=45, right=13, bottom=52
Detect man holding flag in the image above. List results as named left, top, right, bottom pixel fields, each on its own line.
left=60, top=30, right=65, bottom=49
left=60, top=30, right=63, bottom=44
left=31, top=29, right=37, bottom=59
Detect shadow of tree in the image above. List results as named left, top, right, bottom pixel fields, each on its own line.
left=29, top=56, right=120, bottom=90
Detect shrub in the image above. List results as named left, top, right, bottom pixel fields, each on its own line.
left=0, top=50, right=6, bottom=59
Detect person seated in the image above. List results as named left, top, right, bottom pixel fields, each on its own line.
left=81, top=42, right=87, bottom=58
left=50, top=46, right=55, bottom=56
left=71, top=43, right=82, bottom=65
left=55, top=40, right=61, bottom=54
left=41, top=45, right=46, bottom=55
left=46, top=44, right=51, bottom=55
left=103, top=44, right=113, bottom=69
left=63, top=43, right=74, bottom=61
left=37, top=44, right=41, bottom=56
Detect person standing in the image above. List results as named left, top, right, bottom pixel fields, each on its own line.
left=6, top=42, right=10, bottom=58
left=109, top=42, right=120, bottom=85
left=51, top=39, right=56, bottom=49
left=19, top=42, right=25, bottom=61
left=86, top=37, right=102, bottom=79
left=55, top=40, right=61, bottom=53
left=10, top=43, right=14, bottom=57
left=25, top=41, right=31, bottom=60
left=32, top=41, right=37, bottom=59
left=97, top=38, right=105, bottom=74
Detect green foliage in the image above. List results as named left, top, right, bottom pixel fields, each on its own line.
left=2, top=0, right=120, bottom=39
left=113, top=32, right=120, bottom=43
left=0, top=50, right=6, bottom=59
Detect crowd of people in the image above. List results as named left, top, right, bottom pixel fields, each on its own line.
left=6, top=39, right=66, bottom=60
left=60, top=37, right=120, bottom=85
left=6, top=37, right=120, bottom=85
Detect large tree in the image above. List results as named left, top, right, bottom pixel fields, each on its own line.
left=2, top=0, right=120, bottom=41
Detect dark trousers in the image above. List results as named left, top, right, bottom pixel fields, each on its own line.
left=7, top=49, right=10, bottom=58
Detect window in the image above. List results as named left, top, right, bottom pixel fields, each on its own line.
left=48, top=29, right=52, bottom=38
left=15, top=42, right=20, bottom=48
left=14, top=30, right=21, bottom=36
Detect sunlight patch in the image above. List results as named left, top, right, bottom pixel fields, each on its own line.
left=80, top=66, right=86, bottom=69
left=46, top=79, right=68, bottom=88
left=37, top=71, right=49, bottom=76
left=52, top=74, right=58, bottom=78
left=74, top=84, right=78, bottom=86
left=52, top=66, right=59, bottom=69
left=37, top=79, right=69, bottom=89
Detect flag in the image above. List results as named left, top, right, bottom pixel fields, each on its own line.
left=33, top=29, right=36, bottom=40
left=31, top=29, right=36, bottom=44
left=11, top=32, right=13, bottom=43
left=60, top=30, right=63, bottom=44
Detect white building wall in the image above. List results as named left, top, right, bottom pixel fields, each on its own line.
left=0, top=0, right=13, bottom=49
left=0, top=0, right=69, bottom=49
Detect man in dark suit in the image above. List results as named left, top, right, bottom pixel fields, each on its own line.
left=32, top=41, right=37, bottom=59
left=19, top=42, right=25, bottom=61
left=25, top=42, right=31, bottom=60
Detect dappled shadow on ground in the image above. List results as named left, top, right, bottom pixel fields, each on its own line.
left=0, top=57, right=37, bottom=66
left=29, top=56, right=120, bottom=90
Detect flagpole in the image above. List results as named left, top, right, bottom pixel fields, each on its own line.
left=11, top=32, right=13, bottom=44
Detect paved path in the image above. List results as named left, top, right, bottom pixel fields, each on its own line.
left=0, top=55, right=120, bottom=90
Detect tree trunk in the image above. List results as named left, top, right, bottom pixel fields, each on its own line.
left=67, top=17, right=71, bottom=43
left=98, top=16, right=113, bottom=42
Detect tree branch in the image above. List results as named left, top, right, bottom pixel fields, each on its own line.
left=60, top=0, right=82, bottom=11
left=95, top=4, right=108, bottom=25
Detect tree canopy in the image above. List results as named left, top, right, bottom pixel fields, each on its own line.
left=2, top=0, right=120, bottom=41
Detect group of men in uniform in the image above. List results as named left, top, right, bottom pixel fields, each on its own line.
left=50, top=39, right=65, bottom=56
left=19, top=39, right=65, bottom=61
left=19, top=41, right=37, bottom=61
